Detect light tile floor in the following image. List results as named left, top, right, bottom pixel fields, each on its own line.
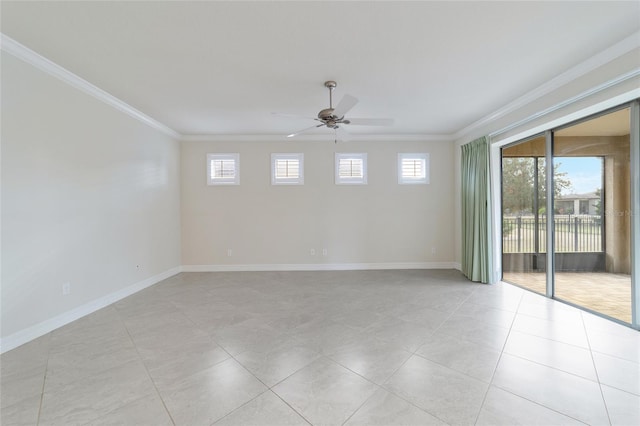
left=1, top=270, right=639, bottom=425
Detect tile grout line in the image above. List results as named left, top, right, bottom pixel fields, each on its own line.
left=35, top=307, right=178, bottom=425
left=166, top=292, right=262, bottom=425
left=588, top=341, right=640, bottom=365
left=472, top=285, right=525, bottom=426
left=257, top=281, right=475, bottom=425
left=478, top=290, right=593, bottom=426
left=341, top=283, right=481, bottom=425
left=581, top=310, right=613, bottom=426
left=170, top=289, right=314, bottom=425
left=502, top=281, right=612, bottom=351
left=115, top=304, right=178, bottom=426
left=218, top=352, right=312, bottom=424
left=401, top=282, right=488, bottom=425
left=35, top=332, right=53, bottom=426
left=268, top=389, right=314, bottom=426
left=324, top=346, right=451, bottom=426
left=506, top=321, right=591, bottom=351
left=501, top=351, right=603, bottom=384
left=488, top=382, right=591, bottom=426
left=339, top=383, right=382, bottom=426
left=131, top=285, right=252, bottom=424
left=259, top=320, right=393, bottom=423
left=473, top=282, right=524, bottom=425
left=379, top=282, right=476, bottom=378
left=206, top=388, right=268, bottom=425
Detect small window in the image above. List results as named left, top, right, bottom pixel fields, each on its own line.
left=335, top=153, right=367, bottom=185
left=398, top=153, right=429, bottom=184
left=272, top=153, right=304, bottom=185
left=207, top=153, right=239, bottom=185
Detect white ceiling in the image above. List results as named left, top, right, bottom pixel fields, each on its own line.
left=2, top=1, right=639, bottom=138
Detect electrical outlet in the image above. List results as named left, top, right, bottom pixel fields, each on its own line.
left=322, top=248, right=328, bottom=256
left=310, top=248, right=316, bottom=256
left=62, top=282, right=71, bottom=296
left=431, top=247, right=436, bottom=254
left=227, top=249, right=233, bottom=257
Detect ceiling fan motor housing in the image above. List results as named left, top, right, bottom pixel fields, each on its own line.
left=318, top=110, right=349, bottom=128
left=318, top=108, right=340, bottom=125
left=285, top=80, right=389, bottom=138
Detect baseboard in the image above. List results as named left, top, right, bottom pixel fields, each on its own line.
left=0, top=266, right=181, bottom=354
left=452, top=262, right=462, bottom=271
left=181, top=262, right=457, bottom=272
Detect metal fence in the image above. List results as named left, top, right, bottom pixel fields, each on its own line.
left=503, top=215, right=602, bottom=253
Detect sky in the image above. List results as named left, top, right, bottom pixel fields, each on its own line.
left=554, top=157, right=602, bottom=195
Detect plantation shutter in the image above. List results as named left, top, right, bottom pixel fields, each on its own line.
left=339, top=158, right=364, bottom=178
left=275, top=158, right=300, bottom=179
left=212, top=158, right=236, bottom=179
left=402, top=158, right=425, bottom=179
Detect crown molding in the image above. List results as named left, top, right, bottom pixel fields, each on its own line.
left=180, top=133, right=454, bottom=143
left=3, top=29, right=637, bottom=145
left=454, top=30, right=640, bottom=141
left=0, top=33, right=180, bottom=139
left=1, top=33, right=449, bottom=143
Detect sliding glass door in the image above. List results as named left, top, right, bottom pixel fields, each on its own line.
left=501, top=102, right=639, bottom=327
left=553, top=107, right=632, bottom=323
left=501, top=135, right=547, bottom=295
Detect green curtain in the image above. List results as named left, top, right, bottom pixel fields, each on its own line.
left=461, top=136, right=494, bottom=283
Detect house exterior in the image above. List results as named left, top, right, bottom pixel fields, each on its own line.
left=555, top=192, right=601, bottom=215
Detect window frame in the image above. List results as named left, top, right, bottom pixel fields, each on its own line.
left=335, top=153, right=368, bottom=185
left=271, top=153, right=304, bottom=185
left=207, top=153, right=240, bottom=185
left=398, top=153, right=429, bottom=185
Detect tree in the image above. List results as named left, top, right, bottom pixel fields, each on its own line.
left=540, top=160, right=572, bottom=201
left=502, top=157, right=572, bottom=215
left=502, top=158, right=535, bottom=215
left=594, top=188, right=602, bottom=215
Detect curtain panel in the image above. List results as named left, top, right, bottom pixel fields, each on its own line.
left=461, top=136, right=494, bottom=283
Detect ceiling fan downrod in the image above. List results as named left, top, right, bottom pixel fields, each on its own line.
left=325, top=80, right=337, bottom=109
left=320, top=81, right=345, bottom=129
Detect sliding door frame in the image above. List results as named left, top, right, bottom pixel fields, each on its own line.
left=496, top=99, right=640, bottom=329
left=544, top=130, right=555, bottom=298
left=630, top=100, right=639, bottom=327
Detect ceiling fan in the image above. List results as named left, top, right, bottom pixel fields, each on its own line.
left=277, top=81, right=394, bottom=142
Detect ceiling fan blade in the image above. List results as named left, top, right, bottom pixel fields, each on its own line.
left=272, top=112, right=317, bottom=120
left=336, top=126, right=351, bottom=142
left=287, top=123, right=324, bottom=138
left=332, top=94, right=359, bottom=118
left=346, top=118, right=395, bottom=126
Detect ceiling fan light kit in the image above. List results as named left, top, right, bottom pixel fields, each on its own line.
left=283, top=81, right=395, bottom=142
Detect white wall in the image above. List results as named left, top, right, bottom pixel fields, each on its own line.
left=181, top=139, right=454, bottom=268
left=1, top=52, right=181, bottom=346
